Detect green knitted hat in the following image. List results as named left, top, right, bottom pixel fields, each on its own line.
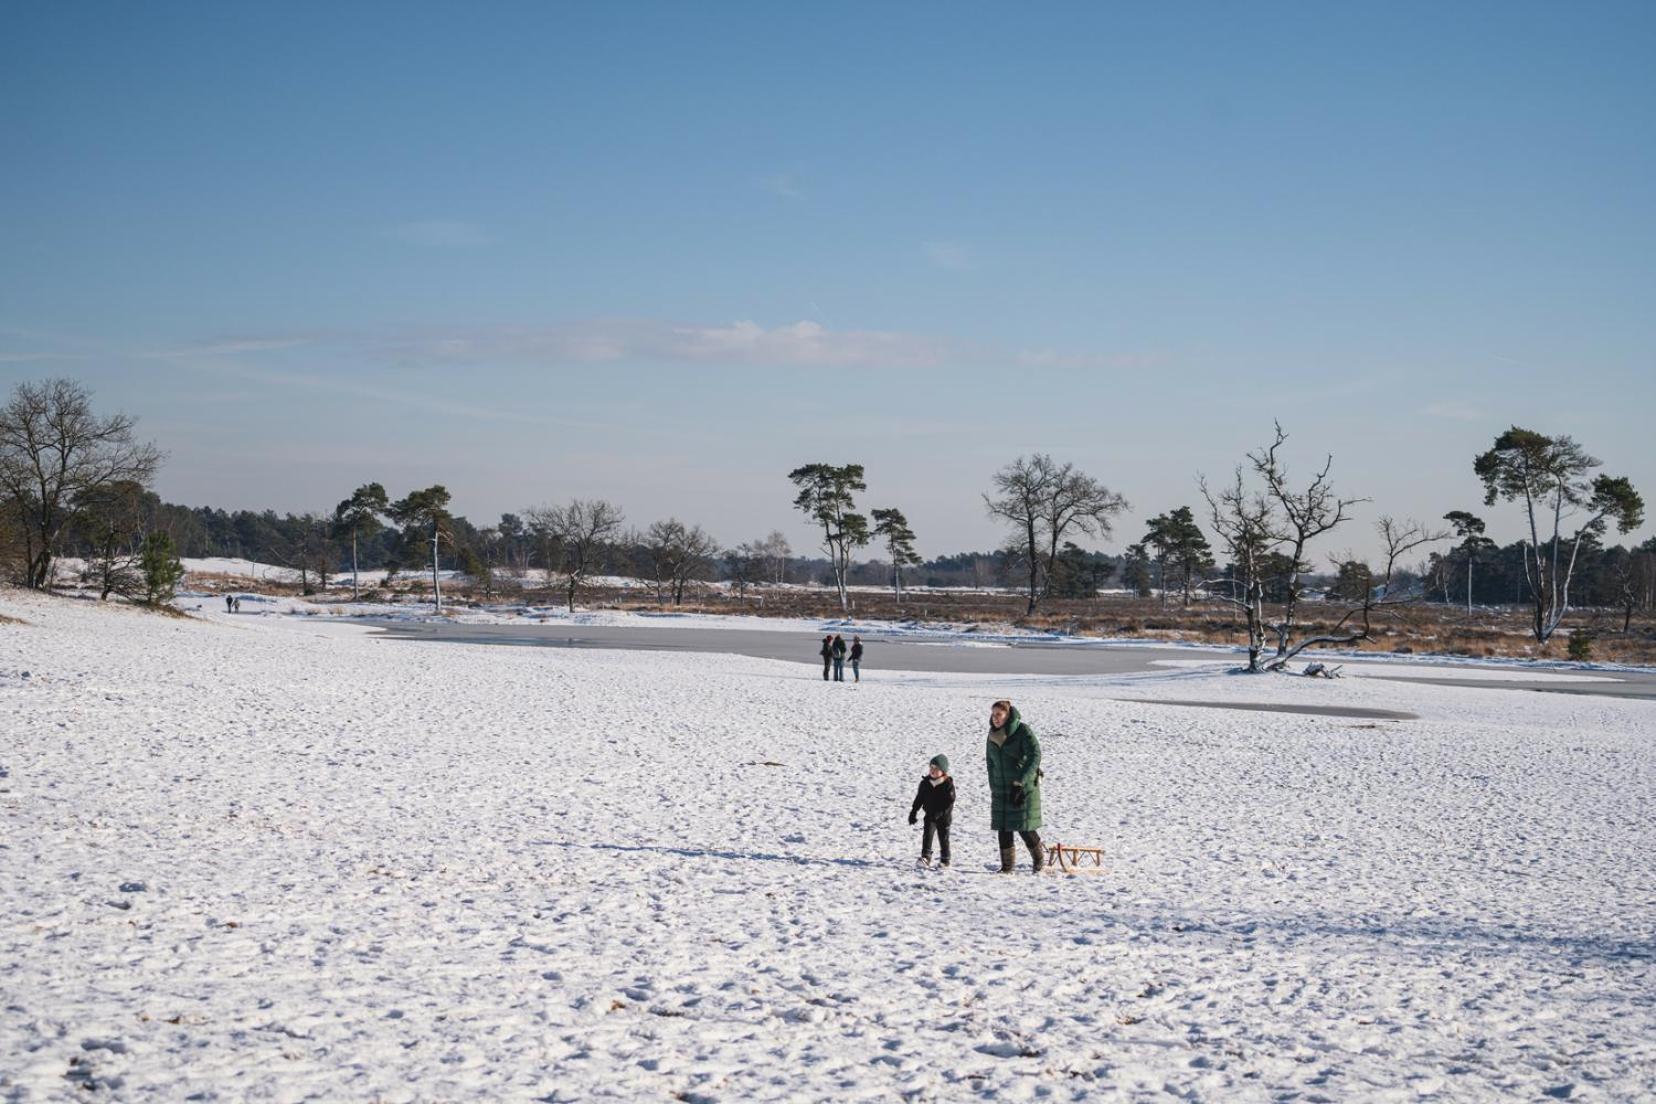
left=929, top=754, right=950, bottom=774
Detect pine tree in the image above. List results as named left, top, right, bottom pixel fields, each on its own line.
left=389, top=486, right=453, bottom=613
left=788, top=464, right=869, bottom=612
left=1143, top=506, right=1214, bottom=605
left=1442, top=510, right=1494, bottom=614
left=1121, top=543, right=1153, bottom=597
left=334, top=483, right=389, bottom=601
left=870, top=507, right=922, bottom=601
left=139, top=530, right=184, bottom=607
left=1474, top=428, right=1643, bottom=642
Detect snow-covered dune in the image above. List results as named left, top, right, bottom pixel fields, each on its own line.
left=2, top=591, right=1651, bottom=1101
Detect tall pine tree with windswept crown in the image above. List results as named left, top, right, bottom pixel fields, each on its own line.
left=335, top=482, right=388, bottom=601
left=871, top=507, right=922, bottom=602
left=390, top=486, right=452, bottom=613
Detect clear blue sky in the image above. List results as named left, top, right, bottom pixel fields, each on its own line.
left=3, top=2, right=1652, bottom=559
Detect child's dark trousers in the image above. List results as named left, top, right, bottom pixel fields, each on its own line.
left=922, top=818, right=951, bottom=865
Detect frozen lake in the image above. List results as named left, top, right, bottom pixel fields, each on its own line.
left=369, top=619, right=1656, bottom=700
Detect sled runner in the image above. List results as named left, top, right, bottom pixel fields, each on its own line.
left=1045, top=843, right=1105, bottom=873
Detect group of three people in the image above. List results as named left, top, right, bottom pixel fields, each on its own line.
left=908, top=699, right=1045, bottom=873
left=819, top=633, right=863, bottom=682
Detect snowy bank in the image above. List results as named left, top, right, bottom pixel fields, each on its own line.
left=2, top=591, right=1652, bottom=1101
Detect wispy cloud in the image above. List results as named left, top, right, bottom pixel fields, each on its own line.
left=0, top=351, right=86, bottom=364
left=123, top=317, right=1160, bottom=413
left=136, top=336, right=587, bottom=427
left=377, top=318, right=956, bottom=370
left=169, top=359, right=589, bottom=428
left=383, top=319, right=1164, bottom=375
left=383, top=220, right=492, bottom=247
left=923, top=241, right=972, bottom=271
left=145, top=337, right=314, bottom=359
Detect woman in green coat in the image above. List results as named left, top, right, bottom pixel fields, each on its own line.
left=986, top=699, right=1044, bottom=873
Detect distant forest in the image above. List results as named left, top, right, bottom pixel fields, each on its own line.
left=84, top=492, right=1123, bottom=594
left=61, top=490, right=1656, bottom=616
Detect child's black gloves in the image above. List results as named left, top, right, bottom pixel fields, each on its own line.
left=1010, top=782, right=1026, bottom=807
left=908, top=810, right=918, bottom=824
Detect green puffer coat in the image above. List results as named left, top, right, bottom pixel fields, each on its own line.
left=986, top=705, right=1042, bottom=831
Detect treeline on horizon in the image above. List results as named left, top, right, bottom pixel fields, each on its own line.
left=72, top=490, right=1128, bottom=595
left=46, top=486, right=1656, bottom=616
left=5, top=378, right=1653, bottom=639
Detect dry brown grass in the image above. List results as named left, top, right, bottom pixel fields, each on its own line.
left=606, top=590, right=1655, bottom=665
left=189, top=571, right=308, bottom=596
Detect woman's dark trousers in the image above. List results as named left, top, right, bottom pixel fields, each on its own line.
left=998, top=829, right=1044, bottom=872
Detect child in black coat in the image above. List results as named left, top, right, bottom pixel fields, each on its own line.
left=908, top=754, right=955, bottom=867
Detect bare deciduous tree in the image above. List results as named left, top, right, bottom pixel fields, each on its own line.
left=0, top=378, right=162, bottom=589
left=725, top=541, right=763, bottom=598
left=1251, top=424, right=1365, bottom=655
left=646, top=518, right=720, bottom=606
left=758, top=530, right=791, bottom=585
left=1200, top=466, right=1282, bottom=669
left=985, top=454, right=1127, bottom=614
left=1273, top=517, right=1446, bottom=665
left=528, top=499, right=626, bottom=610
left=1201, top=425, right=1443, bottom=672
left=985, top=456, right=1050, bottom=613
left=75, top=479, right=148, bottom=600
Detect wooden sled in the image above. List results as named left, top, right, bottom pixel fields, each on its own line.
left=1045, top=843, right=1106, bottom=873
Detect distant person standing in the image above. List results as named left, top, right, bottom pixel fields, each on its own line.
left=986, top=699, right=1044, bottom=874
left=225, top=595, right=234, bottom=613
left=849, top=635, right=864, bottom=682
left=831, top=634, right=848, bottom=682
left=820, top=634, right=834, bottom=681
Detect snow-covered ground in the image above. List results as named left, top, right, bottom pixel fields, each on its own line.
left=3, top=591, right=1652, bottom=1102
